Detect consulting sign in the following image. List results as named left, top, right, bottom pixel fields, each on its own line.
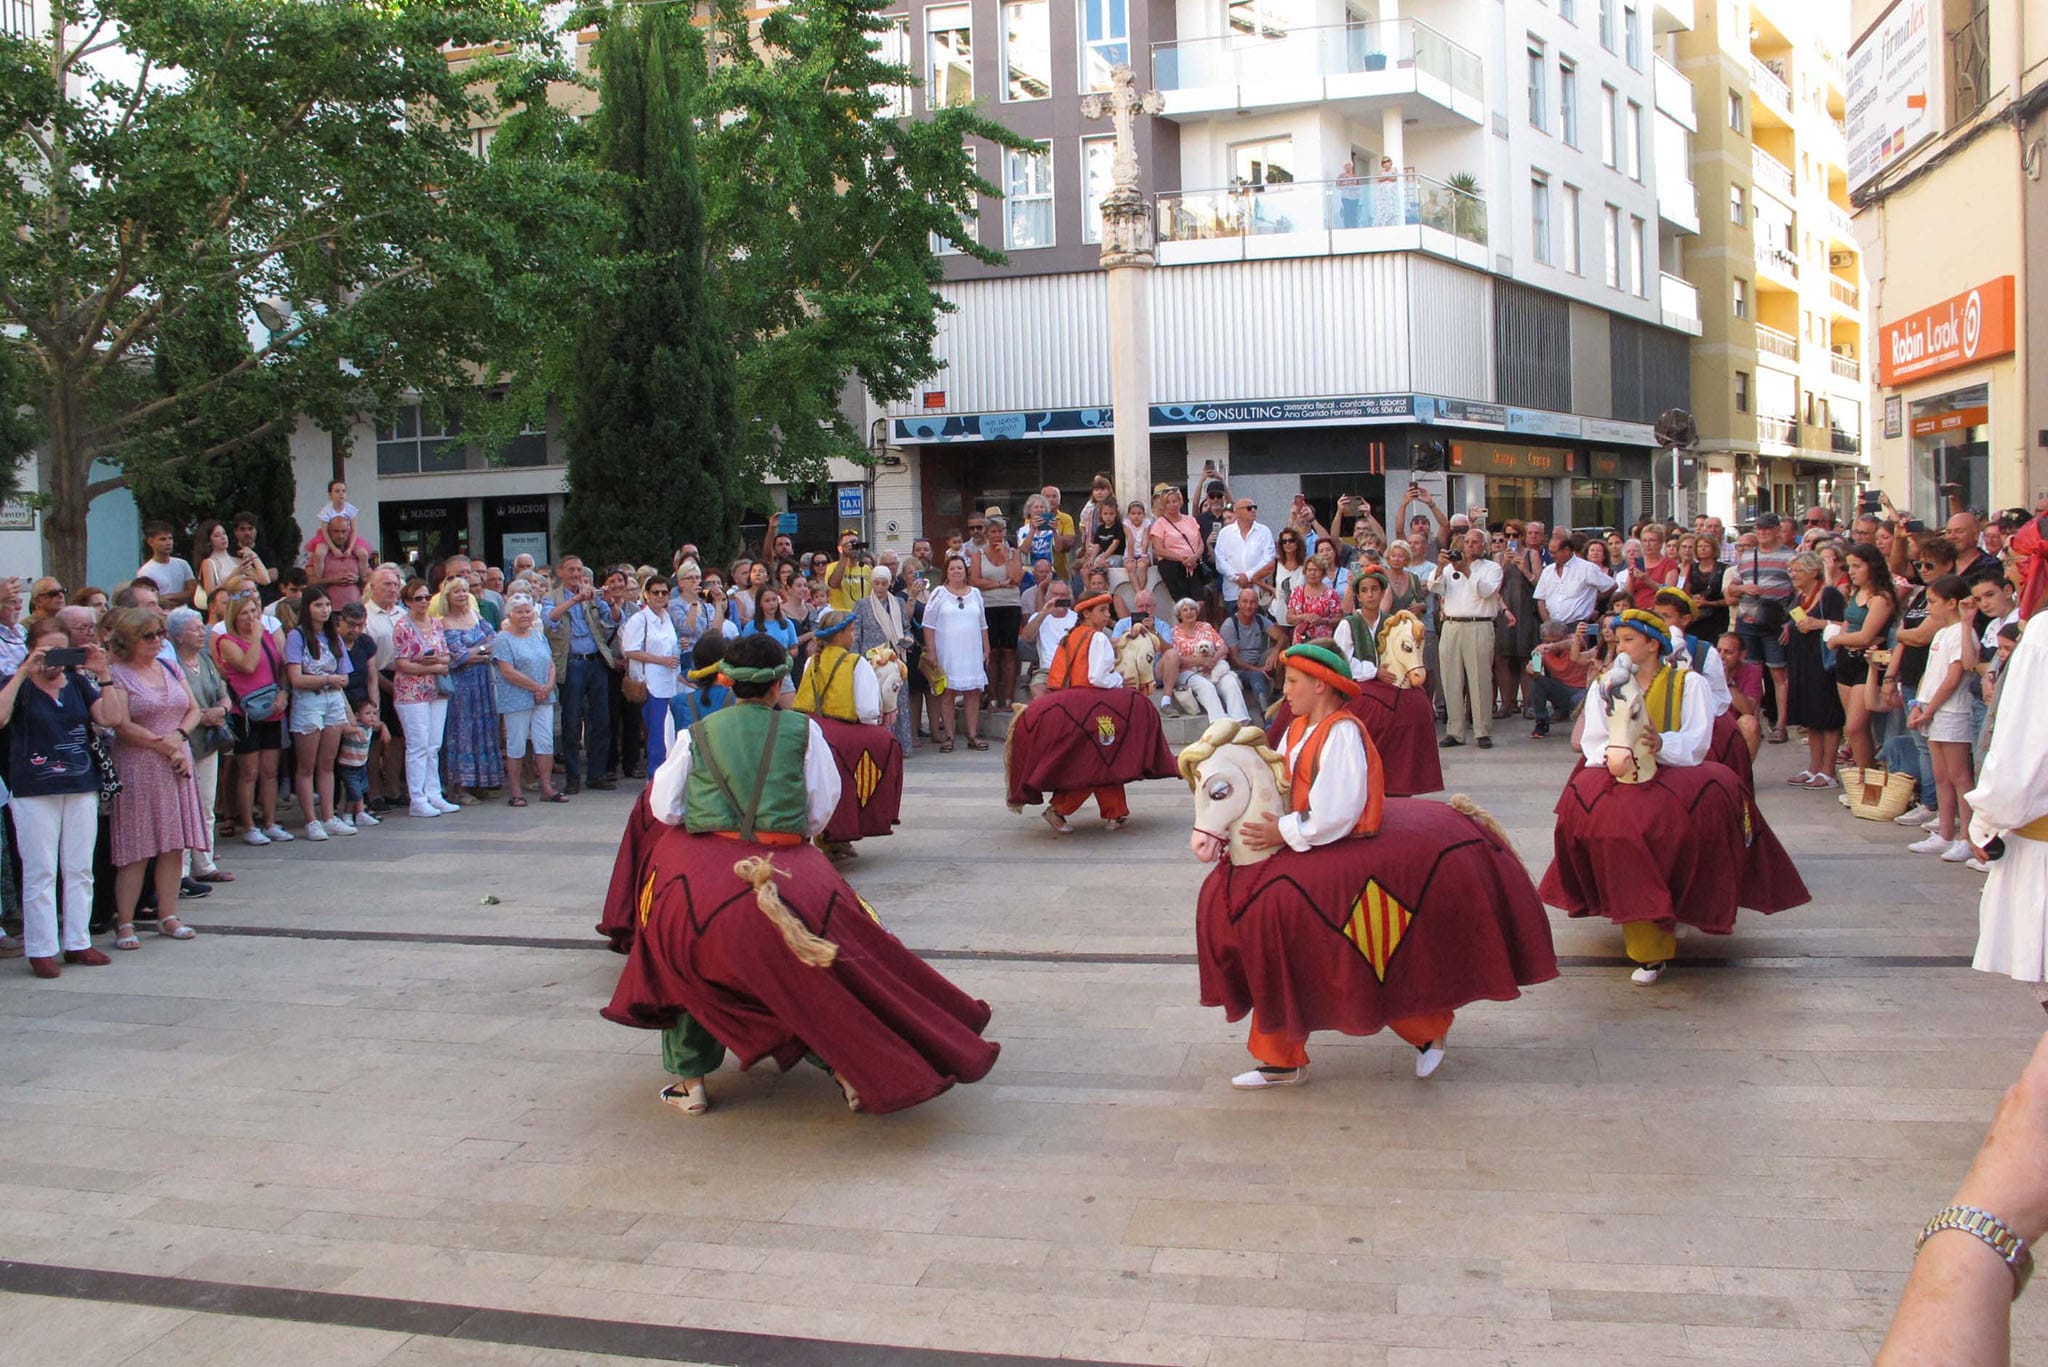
left=1846, top=0, right=1939, bottom=191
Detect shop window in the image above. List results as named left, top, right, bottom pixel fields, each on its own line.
left=1908, top=384, right=1990, bottom=514
left=1571, top=477, right=1622, bottom=530
left=376, top=405, right=465, bottom=476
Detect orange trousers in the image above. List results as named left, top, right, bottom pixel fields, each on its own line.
left=1247, top=1010, right=1454, bottom=1068
left=1051, top=786, right=1129, bottom=820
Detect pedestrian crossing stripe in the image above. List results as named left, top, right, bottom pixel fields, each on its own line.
left=1343, top=880, right=1411, bottom=982
left=853, top=752, right=881, bottom=806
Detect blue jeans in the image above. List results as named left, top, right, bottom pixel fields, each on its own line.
left=1528, top=676, right=1585, bottom=732
left=1234, top=667, right=1274, bottom=717
left=561, top=655, right=612, bottom=782
left=642, top=693, right=674, bottom=774
left=1885, top=683, right=1936, bottom=808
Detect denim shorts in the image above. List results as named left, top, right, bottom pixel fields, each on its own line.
left=336, top=763, right=368, bottom=804
left=1736, top=622, right=1788, bottom=669
left=290, top=687, right=349, bottom=734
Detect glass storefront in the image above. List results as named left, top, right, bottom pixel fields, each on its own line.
left=1570, top=478, right=1624, bottom=531
left=1483, top=475, right=1550, bottom=526
left=1908, top=384, right=1990, bottom=515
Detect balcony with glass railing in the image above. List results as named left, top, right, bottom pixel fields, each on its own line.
left=1749, top=55, right=1792, bottom=117
left=1831, top=427, right=1862, bottom=457
left=1654, top=56, right=1697, bottom=129
left=1823, top=200, right=1855, bottom=244
left=1751, top=146, right=1794, bottom=202
left=1659, top=273, right=1702, bottom=336
left=1827, top=275, right=1860, bottom=312
left=1756, top=324, right=1799, bottom=364
left=1156, top=172, right=1487, bottom=269
left=1756, top=415, right=1798, bottom=447
left=1755, top=237, right=1800, bottom=285
left=1152, top=19, right=1484, bottom=126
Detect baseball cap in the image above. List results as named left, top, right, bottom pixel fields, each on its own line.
left=1752, top=512, right=1782, bottom=529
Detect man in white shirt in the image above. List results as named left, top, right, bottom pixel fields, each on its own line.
left=1213, top=497, right=1277, bottom=608
left=1024, top=581, right=1077, bottom=693
left=1426, top=528, right=1505, bottom=749
left=1534, top=529, right=1616, bottom=630
left=135, top=522, right=197, bottom=607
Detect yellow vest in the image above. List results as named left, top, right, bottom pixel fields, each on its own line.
left=793, top=645, right=859, bottom=722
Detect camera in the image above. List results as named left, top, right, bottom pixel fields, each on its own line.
left=1447, top=548, right=1463, bottom=564
left=44, top=647, right=86, bottom=670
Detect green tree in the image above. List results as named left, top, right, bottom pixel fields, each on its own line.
left=559, top=6, right=740, bottom=567
left=0, top=340, right=36, bottom=509
left=0, top=0, right=605, bottom=585
left=697, top=0, right=1019, bottom=483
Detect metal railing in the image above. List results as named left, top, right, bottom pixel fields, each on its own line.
left=1831, top=428, right=1862, bottom=456
left=1950, top=3, right=1990, bottom=125
left=1830, top=351, right=1861, bottom=381
left=1756, top=415, right=1797, bottom=445
left=1751, top=146, right=1794, bottom=200
left=1749, top=55, right=1791, bottom=113
left=1157, top=171, right=1486, bottom=247
left=1756, top=324, right=1799, bottom=362
left=1830, top=276, right=1859, bottom=309
left=1757, top=239, right=1800, bottom=281
left=1825, top=201, right=1855, bottom=240
left=1151, top=18, right=1483, bottom=103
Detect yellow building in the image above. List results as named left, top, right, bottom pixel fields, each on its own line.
left=1849, top=0, right=2046, bottom=519
left=1678, top=0, right=1869, bottom=524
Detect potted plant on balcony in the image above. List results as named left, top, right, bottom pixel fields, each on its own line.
left=1447, top=172, right=1484, bottom=243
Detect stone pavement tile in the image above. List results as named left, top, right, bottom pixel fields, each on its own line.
left=1681, top=1324, right=1871, bottom=1362
left=935, top=1287, right=1147, bottom=1335
left=706, top=1215, right=1052, bottom=1269
left=637, top=1239, right=769, bottom=1274
left=112, top=1312, right=408, bottom=1367
left=1559, top=1212, right=1903, bottom=1272
left=1150, top=1247, right=1280, bottom=1279
left=378, top=1340, right=695, bottom=1367
left=1204, top=1340, right=1387, bottom=1367
left=1548, top=1288, right=1800, bottom=1329
left=0, top=1291, right=192, bottom=1366
left=1141, top=1300, right=1308, bottom=1339
left=173, top=1253, right=365, bottom=1292
left=930, top=1187, right=1138, bottom=1245
left=1062, top=1324, right=1213, bottom=1366
left=1307, top=1309, right=1691, bottom=1357
left=1393, top=1283, right=1553, bottom=1321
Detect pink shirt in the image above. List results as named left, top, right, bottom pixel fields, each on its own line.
left=391, top=614, right=447, bottom=705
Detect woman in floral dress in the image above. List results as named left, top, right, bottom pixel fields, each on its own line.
left=1285, top=557, right=1344, bottom=645
left=99, top=607, right=208, bottom=949
left=434, top=575, right=503, bottom=800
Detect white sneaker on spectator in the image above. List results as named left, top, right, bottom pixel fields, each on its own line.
left=324, top=817, right=356, bottom=837
left=1922, top=817, right=1942, bottom=831
left=355, top=810, right=381, bottom=827
left=409, top=802, right=443, bottom=819
left=263, top=824, right=294, bottom=843
left=1941, top=840, right=1973, bottom=863
left=303, top=821, right=329, bottom=842
left=429, top=795, right=460, bottom=814
left=1894, top=804, right=1937, bottom=826
left=241, top=828, right=271, bottom=847
left=1966, top=858, right=1990, bottom=873
left=1907, top=833, right=1951, bottom=854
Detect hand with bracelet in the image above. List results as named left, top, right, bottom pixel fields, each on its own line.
left=1878, top=1031, right=2048, bottom=1362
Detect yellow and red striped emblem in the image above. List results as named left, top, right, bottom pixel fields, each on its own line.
left=1342, top=880, right=1411, bottom=982
left=853, top=751, right=881, bottom=805
left=638, top=869, right=657, bottom=927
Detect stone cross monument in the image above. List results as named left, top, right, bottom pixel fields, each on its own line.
left=1081, top=64, right=1164, bottom=513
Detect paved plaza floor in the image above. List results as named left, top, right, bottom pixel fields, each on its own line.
left=0, top=723, right=2042, bottom=1365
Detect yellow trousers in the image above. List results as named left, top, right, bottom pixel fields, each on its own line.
left=1623, top=922, right=1677, bottom=964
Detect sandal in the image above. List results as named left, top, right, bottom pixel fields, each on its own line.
left=658, top=1081, right=709, bottom=1116
left=966, top=738, right=988, bottom=751
left=508, top=795, right=529, bottom=807
left=542, top=791, right=570, bottom=803
left=938, top=739, right=954, bottom=753
left=193, top=869, right=236, bottom=883
left=114, top=923, right=141, bottom=951
left=158, top=916, right=196, bottom=941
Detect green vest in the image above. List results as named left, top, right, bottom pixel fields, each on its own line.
left=682, top=703, right=812, bottom=839
left=1340, top=613, right=1380, bottom=670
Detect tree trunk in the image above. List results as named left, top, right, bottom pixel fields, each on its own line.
left=39, top=376, right=92, bottom=588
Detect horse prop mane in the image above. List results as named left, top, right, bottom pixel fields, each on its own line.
left=1116, top=627, right=1161, bottom=693
left=1376, top=611, right=1428, bottom=689
left=863, top=645, right=907, bottom=716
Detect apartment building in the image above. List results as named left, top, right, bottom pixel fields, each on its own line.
left=1674, top=0, right=1869, bottom=528
left=865, top=0, right=1705, bottom=547
left=1849, top=0, right=2046, bottom=518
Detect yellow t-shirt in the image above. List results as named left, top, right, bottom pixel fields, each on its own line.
left=1053, top=510, right=1076, bottom=578
left=828, top=563, right=871, bottom=612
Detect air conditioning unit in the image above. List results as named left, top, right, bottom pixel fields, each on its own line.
left=1829, top=251, right=1852, bottom=269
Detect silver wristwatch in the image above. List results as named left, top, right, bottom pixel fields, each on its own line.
left=1918, top=1205, right=2034, bottom=1299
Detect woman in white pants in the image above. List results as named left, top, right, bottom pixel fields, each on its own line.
left=0, top=620, right=116, bottom=978
left=390, top=578, right=458, bottom=818
left=1169, top=598, right=1252, bottom=724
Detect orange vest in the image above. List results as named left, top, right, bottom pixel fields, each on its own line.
left=1047, top=624, right=1102, bottom=691
left=1283, top=710, right=1385, bottom=838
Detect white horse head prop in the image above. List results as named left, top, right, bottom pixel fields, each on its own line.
left=1179, top=720, right=1291, bottom=866
left=1116, top=627, right=1161, bottom=692
left=1600, top=655, right=1659, bottom=783
left=1377, top=612, right=1428, bottom=689
left=864, top=645, right=907, bottom=715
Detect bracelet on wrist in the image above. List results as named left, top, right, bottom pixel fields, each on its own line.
left=1918, top=1205, right=2034, bottom=1299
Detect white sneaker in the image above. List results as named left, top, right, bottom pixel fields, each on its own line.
left=429, top=796, right=460, bottom=815
left=409, top=802, right=443, bottom=819
left=324, top=816, right=356, bottom=837
left=1229, top=1065, right=1308, bottom=1089
left=263, top=824, right=294, bottom=843
left=1966, top=858, right=1990, bottom=873
left=303, top=821, right=329, bottom=842
left=354, top=810, right=381, bottom=827
left=1894, top=804, right=1938, bottom=826
left=1630, top=962, right=1666, bottom=985
left=1922, top=817, right=1942, bottom=831
left=240, top=828, right=271, bottom=847
left=1941, top=840, right=1974, bottom=863
left=1414, top=1041, right=1446, bottom=1079
left=1908, top=833, right=1951, bottom=854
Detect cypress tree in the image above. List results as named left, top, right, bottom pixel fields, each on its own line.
left=560, top=6, right=741, bottom=568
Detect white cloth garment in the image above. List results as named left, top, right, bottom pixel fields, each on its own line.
left=1575, top=665, right=1713, bottom=770
left=646, top=712, right=840, bottom=837
left=396, top=698, right=449, bottom=805
left=1275, top=713, right=1372, bottom=853
left=1535, top=557, right=1617, bottom=625
left=1425, top=558, right=1504, bottom=617
left=14, top=791, right=98, bottom=959
left=928, top=587, right=988, bottom=690
left=1079, top=630, right=1124, bottom=689
left=1034, top=608, right=1077, bottom=665
left=620, top=606, right=682, bottom=700
left=1331, top=616, right=1382, bottom=681
left=1213, top=520, right=1277, bottom=604
left=1969, top=615, right=2048, bottom=982
left=1182, top=659, right=1251, bottom=724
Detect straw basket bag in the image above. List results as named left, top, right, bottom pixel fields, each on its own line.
left=1838, top=766, right=1916, bottom=822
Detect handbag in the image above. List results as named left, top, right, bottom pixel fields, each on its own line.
left=433, top=673, right=456, bottom=698
left=226, top=633, right=286, bottom=722
left=1838, top=765, right=1916, bottom=822
left=622, top=672, right=648, bottom=704
left=72, top=680, right=122, bottom=800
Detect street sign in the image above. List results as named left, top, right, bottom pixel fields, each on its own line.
left=836, top=486, right=865, bottom=520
